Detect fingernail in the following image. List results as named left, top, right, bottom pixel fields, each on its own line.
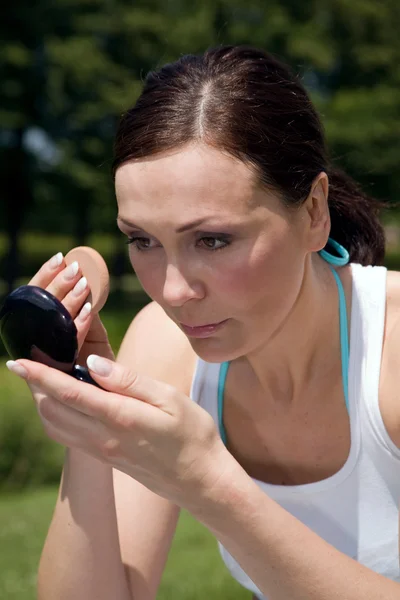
left=64, top=261, right=79, bottom=280
left=49, top=252, right=63, bottom=269
left=78, top=302, right=92, bottom=322
left=6, top=360, right=28, bottom=379
left=73, top=276, right=87, bottom=297
left=87, top=355, right=112, bottom=377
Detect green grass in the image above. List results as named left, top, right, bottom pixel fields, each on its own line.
left=0, top=486, right=251, bottom=600
left=0, top=365, right=65, bottom=490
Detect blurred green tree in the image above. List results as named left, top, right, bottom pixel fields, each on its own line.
left=1, top=0, right=400, bottom=292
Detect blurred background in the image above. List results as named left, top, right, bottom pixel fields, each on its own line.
left=1, top=0, right=400, bottom=598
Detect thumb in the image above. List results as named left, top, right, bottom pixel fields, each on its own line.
left=86, top=354, right=178, bottom=414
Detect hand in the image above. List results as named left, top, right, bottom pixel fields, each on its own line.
left=28, top=252, right=114, bottom=363
left=7, top=355, right=229, bottom=510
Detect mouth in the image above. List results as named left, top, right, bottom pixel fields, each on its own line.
left=179, top=319, right=225, bottom=328
left=179, top=319, right=229, bottom=338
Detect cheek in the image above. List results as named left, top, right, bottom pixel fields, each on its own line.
left=128, top=250, right=160, bottom=298
left=212, top=234, right=304, bottom=317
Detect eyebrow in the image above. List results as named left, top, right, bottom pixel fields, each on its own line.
left=117, top=216, right=212, bottom=234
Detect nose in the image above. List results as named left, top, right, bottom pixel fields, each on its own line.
left=162, top=263, right=204, bottom=307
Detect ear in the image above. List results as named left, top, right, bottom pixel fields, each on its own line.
left=303, top=172, right=330, bottom=252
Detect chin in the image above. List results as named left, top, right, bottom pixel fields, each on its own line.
left=187, top=338, right=244, bottom=364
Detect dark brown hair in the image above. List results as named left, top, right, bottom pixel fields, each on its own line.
left=113, top=45, right=385, bottom=265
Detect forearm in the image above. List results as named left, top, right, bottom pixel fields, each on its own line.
left=38, top=448, right=131, bottom=600
left=191, top=455, right=400, bottom=600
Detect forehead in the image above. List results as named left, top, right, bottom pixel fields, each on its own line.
left=115, top=143, right=260, bottom=220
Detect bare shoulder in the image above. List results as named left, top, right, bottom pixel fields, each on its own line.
left=379, top=270, right=400, bottom=448
left=386, top=269, right=400, bottom=307
left=117, top=301, right=198, bottom=396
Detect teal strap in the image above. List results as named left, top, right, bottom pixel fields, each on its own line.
left=328, top=265, right=350, bottom=414
left=217, top=259, right=350, bottom=446
left=218, top=361, right=229, bottom=446
left=319, top=238, right=350, bottom=412
left=319, top=237, right=349, bottom=267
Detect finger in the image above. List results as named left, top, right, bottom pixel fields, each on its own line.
left=8, top=359, right=152, bottom=428
left=86, top=354, right=179, bottom=414
left=40, top=417, right=81, bottom=449
left=26, top=381, right=94, bottom=449
left=27, top=382, right=113, bottom=457
left=45, top=261, right=82, bottom=301
left=32, top=386, right=104, bottom=443
left=30, top=382, right=96, bottom=435
left=12, top=359, right=112, bottom=418
left=40, top=416, right=123, bottom=466
left=28, top=252, right=66, bottom=288
left=74, top=301, right=94, bottom=347
left=29, top=255, right=91, bottom=322
left=39, top=415, right=109, bottom=461
left=61, top=276, right=91, bottom=318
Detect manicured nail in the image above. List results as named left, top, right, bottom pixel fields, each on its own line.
left=49, top=252, right=63, bottom=269
left=78, top=302, right=92, bottom=322
left=87, top=355, right=112, bottom=377
left=6, top=360, right=28, bottom=379
left=64, top=261, right=79, bottom=280
left=73, top=277, right=87, bottom=297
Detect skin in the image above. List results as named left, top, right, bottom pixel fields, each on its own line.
left=7, top=140, right=400, bottom=599
left=115, top=142, right=341, bottom=400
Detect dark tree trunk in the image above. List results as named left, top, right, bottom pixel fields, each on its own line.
left=4, top=128, right=31, bottom=295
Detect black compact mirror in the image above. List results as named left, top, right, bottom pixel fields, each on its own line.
left=0, top=285, right=101, bottom=387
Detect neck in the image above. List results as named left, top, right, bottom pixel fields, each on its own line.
left=242, top=255, right=350, bottom=410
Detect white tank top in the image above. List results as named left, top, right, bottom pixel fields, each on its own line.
left=189, top=263, right=400, bottom=598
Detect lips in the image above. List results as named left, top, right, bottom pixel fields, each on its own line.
left=180, top=319, right=225, bottom=328
left=179, top=319, right=229, bottom=338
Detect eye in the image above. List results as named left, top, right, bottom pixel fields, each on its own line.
left=125, top=234, right=231, bottom=252
left=125, top=236, right=155, bottom=251
left=197, top=236, right=231, bottom=251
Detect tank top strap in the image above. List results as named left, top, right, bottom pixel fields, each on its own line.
left=218, top=361, right=230, bottom=445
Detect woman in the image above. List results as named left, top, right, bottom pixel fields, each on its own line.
left=6, top=45, right=400, bottom=599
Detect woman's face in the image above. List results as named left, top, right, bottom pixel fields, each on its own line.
left=115, top=143, right=310, bottom=362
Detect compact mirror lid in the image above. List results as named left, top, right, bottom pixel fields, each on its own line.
left=0, top=285, right=78, bottom=372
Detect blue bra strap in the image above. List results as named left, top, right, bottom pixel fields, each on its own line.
left=218, top=361, right=229, bottom=446
left=319, top=238, right=349, bottom=267
left=328, top=265, right=350, bottom=414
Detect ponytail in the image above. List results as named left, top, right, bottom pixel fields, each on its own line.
left=327, top=167, right=386, bottom=265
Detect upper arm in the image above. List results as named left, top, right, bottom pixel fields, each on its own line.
left=113, top=301, right=198, bottom=599
left=381, top=271, right=400, bottom=562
